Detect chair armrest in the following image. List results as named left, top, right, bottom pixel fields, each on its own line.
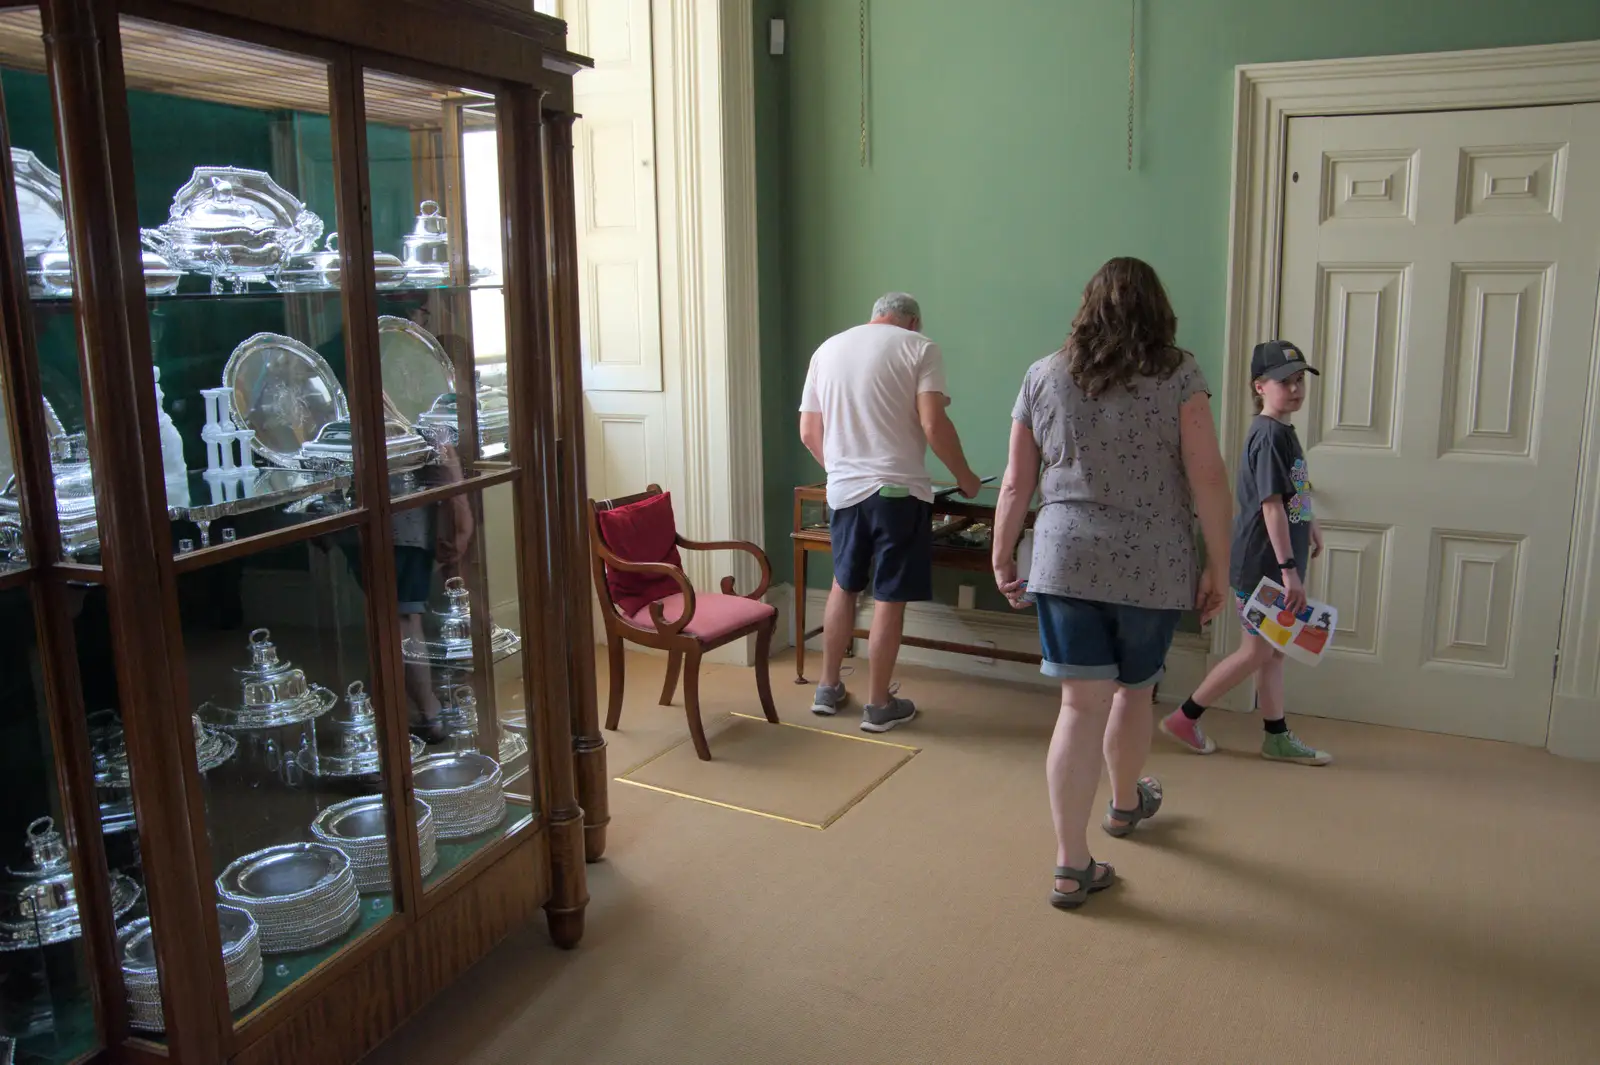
left=676, top=537, right=772, bottom=601
left=593, top=542, right=696, bottom=637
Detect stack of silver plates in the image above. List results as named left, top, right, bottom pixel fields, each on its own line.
left=310, top=797, right=438, bottom=893
left=413, top=752, right=505, bottom=838
left=119, top=905, right=262, bottom=1031
left=215, top=843, right=360, bottom=955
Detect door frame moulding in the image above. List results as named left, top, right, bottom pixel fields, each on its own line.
left=1220, top=39, right=1600, bottom=758
left=649, top=0, right=765, bottom=661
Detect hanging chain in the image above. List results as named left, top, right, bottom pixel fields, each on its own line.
left=859, top=0, right=869, bottom=167
left=1126, top=0, right=1136, bottom=170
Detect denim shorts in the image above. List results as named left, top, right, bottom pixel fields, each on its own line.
left=830, top=493, right=933, bottom=602
left=1034, top=593, right=1182, bottom=688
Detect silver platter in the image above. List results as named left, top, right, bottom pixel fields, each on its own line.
left=378, top=316, right=454, bottom=428
left=413, top=752, right=506, bottom=839
left=310, top=797, right=438, bottom=894
left=11, top=148, right=64, bottom=256
left=223, top=332, right=349, bottom=469
left=199, top=683, right=337, bottom=732
left=215, top=842, right=360, bottom=955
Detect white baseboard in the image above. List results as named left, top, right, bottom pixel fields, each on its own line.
left=1548, top=694, right=1600, bottom=761
left=774, top=584, right=1211, bottom=698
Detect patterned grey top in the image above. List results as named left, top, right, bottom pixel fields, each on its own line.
left=1011, top=349, right=1210, bottom=610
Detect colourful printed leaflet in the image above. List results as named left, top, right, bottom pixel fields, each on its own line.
left=1244, top=577, right=1338, bottom=666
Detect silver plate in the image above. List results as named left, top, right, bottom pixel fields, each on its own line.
left=223, top=333, right=349, bottom=468
left=11, top=148, right=64, bottom=256
left=414, top=751, right=498, bottom=793
left=377, top=316, right=454, bottom=428
left=217, top=842, right=347, bottom=904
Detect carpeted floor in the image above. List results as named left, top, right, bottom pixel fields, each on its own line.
left=363, top=651, right=1600, bottom=1065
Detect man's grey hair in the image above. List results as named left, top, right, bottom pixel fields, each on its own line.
left=871, top=292, right=921, bottom=325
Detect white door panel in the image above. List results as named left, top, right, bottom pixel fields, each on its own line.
left=1279, top=104, right=1600, bottom=745
left=566, top=0, right=663, bottom=393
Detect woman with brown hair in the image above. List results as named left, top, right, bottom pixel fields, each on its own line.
left=991, top=257, right=1235, bottom=909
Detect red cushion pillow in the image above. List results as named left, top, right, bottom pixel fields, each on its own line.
left=595, top=492, right=684, bottom=615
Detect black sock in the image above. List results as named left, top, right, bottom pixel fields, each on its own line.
left=1264, top=718, right=1289, bottom=735
left=1181, top=697, right=1207, bottom=721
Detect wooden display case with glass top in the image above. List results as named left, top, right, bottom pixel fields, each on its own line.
left=0, top=2, right=595, bottom=1063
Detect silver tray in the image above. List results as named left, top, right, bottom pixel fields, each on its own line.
left=377, top=316, right=454, bottom=428
left=11, top=148, right=64, bottom=256
left=169, top=467, right=351, bottom=523
left=223, top=333, right=349, bottom=469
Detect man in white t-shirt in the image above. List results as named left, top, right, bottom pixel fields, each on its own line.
left=798, top=293, right=981, bottom=732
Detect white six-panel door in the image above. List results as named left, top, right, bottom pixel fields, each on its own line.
left=1278, top=104, right=1600, bottom=745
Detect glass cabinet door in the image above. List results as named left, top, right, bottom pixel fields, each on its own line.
left=0, top=8, right=168, bottom=1059
left=362, top=68, right=535, bottom=892
left=114, top=16, right=399, bottom=1026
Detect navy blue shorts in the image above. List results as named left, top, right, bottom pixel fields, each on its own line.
left=1034, top=593, right=1181, bottom=688
left=830, top=493, right=933, bottom=602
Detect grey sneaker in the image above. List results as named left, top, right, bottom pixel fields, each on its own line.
left=811, top=682, right=848, bottom=716
left=861, top=695, right=917, bottom=733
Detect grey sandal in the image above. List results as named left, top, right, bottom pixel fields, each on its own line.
left=1049, top=859, right=1117, bottom=910
left=1102, top=776, right=1163, bottom=838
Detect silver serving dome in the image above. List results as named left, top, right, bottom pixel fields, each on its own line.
left=198, top=628, right=337, bottom=731
left=0, top=817, right=140, bottom=951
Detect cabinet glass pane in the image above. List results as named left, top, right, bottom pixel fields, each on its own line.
left=0, top=9, right=105, bottom=568
left=176, top=531, right=394, bottom=1023
left=0, top=587, right=96, bottom=1063
left=397, top=482, right=533, bottom=893
left=119, top=18, right=363, bottom=560
left=363, top=68, right=513, bottom=503
left=70, top=583, right=168, bottom=1042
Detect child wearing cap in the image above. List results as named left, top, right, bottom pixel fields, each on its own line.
left=1158, top=340, right=1333, bottom=765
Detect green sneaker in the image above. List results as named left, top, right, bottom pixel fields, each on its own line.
left=1261, top=730, right=1332, bottom=766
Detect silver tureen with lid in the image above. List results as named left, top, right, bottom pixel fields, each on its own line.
left=141, top=166, right=324, bottom=292
left=274, top=232, right=409, bottom=292
left=0, top=817, right=141, bottom=952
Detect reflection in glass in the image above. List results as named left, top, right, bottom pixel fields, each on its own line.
left=0, top=10, right=103, bottom=568
left=390, top=481, right=531, bottom=891
left=0, top=588, right=95, bottom=1063
left=176, top=530, right=391, bottom=1021
left=365, top=68, right=512, bottom=496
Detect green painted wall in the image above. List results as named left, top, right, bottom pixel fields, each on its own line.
left=757, top=0, right=1600, bottom=589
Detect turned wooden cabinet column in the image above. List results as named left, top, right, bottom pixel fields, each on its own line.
left=505, top=84, right=588, bottom=946
left=543, top=107, right=609, bottom=863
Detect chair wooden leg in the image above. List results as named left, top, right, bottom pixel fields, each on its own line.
left=604, top=634, right=626, bottom=731
left=683, top=647, right=711, bottom=761
left=754, top=618, right=779, bottom=724
left=660, top=650, right=682, bottom=706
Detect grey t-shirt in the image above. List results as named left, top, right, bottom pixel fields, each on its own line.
left=1229, top=415, right=1313, bottom=594
left=1011, top=349, right=1210, bottom=610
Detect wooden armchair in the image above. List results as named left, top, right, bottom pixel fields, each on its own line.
left=587, top=485, right=780, bottom=760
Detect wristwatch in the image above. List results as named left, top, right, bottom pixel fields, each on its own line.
left=1278, top=556, right=1296, bottom=570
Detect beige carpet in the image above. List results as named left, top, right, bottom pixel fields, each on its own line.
left=363, top=652, right=1600, bottom=1065
left=617, top=713, right=918, bottom=828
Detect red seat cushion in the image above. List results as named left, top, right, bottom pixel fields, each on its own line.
left=629, top=593, right=777, bottom=643
left=595, top=492, right=685, bottom=616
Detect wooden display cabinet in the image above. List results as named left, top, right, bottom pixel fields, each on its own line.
left=0, top=2, right=602, bottom=1063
